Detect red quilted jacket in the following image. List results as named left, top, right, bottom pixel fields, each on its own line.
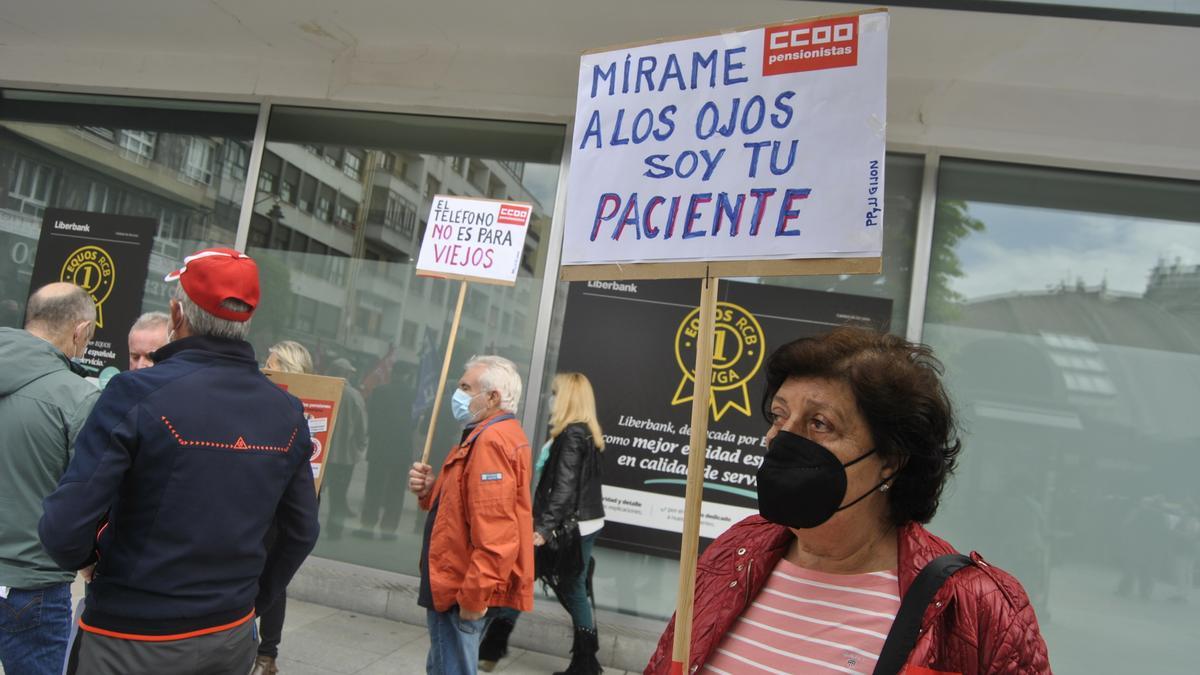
left=645, top=516, right=1051, bottom=674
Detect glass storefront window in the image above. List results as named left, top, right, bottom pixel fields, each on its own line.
left=18, top=82, right=1200, bottom=659
left=756, top=153, right=923, bottom=332
left=923, top=158, right=1200, bottom=673
left=244, top=106, right=564, bottom=573
left=0, top=89, right=258, bottom=326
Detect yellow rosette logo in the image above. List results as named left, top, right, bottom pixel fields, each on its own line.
left=672, top=301, right=764, bottom=422
left=60, top=245, right=115, bottom=328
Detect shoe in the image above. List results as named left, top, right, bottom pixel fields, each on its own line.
left=479, top=616, right=516, bottom=671
left=553, top=626, right=602, bottom=675
left=250, top=654, right=279, bottom=675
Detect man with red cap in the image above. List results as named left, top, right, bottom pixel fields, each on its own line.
left=40, top=248, right=320, bottom=675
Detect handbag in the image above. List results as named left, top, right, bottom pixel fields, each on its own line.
left=535, top=513, right=584, bottom=589
left=872, top=553, right=973, bottom=675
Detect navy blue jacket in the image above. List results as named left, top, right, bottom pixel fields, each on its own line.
left=39, top=335, right=320, bottom=637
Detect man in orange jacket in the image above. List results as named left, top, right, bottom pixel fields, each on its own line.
left=409, top=355, right=534, bottom=675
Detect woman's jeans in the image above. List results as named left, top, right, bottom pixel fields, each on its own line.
left=555, top=531, right=598, bottom=630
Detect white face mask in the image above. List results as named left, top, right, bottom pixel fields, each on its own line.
left=452, top=388, right=482, bottom=423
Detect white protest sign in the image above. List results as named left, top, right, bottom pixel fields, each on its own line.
left=563, top=9, right=887, bottom=270
left=415, top=195, right=533, bottom=285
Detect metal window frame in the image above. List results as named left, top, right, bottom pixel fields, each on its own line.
left=519, top=123, right=574, bottom=433
left=905, top=151, right=941, bottom=344
left=810, top=0, right=1200, bottom=27
left=234, top=102, right=271, bottom=252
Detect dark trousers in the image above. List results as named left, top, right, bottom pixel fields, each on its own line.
left=553, top=532, right=598, bottom=630
left=258, top=521, right=287, bottom=657
left=257, top=595, right=286, bottom=658
left=66, top=618, right=256, bottom=675
left=360, top=460, right=407, bottom=533
left=324, top=463, right=356, bottom=536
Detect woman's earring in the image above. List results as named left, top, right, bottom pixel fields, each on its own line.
left=879, top=483, right=890, bottom=493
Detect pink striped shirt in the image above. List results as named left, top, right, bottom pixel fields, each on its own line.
left=704, top=558, right=900, bottom=674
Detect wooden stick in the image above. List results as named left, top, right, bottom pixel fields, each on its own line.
left=420, top=279, right=469, bottom=465
left=671, top=275, right=721, bottom=672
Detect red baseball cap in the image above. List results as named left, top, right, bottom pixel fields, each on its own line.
left=164, top=248, right=260, bottom=322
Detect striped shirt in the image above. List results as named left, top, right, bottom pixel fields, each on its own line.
left=704, top=558, right=900, bottom=674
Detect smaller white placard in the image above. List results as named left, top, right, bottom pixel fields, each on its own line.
left=415, top=195, right=533, bottom=286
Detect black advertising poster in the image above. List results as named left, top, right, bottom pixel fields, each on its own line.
left=28, top=209, right=156, bottom=375
left=556, top=279, right=892, bottom=558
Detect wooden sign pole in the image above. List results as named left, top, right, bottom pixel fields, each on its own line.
left=671, top=274, right=720, bottom=673
left=420, top=279, right=469, bottom=465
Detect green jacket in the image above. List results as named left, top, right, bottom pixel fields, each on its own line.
left=0, top=327, right=99, bottom=589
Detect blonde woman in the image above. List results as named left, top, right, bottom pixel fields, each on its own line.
left=480, top=373, right=607, bottom=673
left=537, top=373, right=607, bottom=674
left=253, top=340, right=312, bottom=675
left=265, top=340, right=313, bottom=374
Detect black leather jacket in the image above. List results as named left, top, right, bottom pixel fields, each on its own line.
left=533, top=422, right=605, bottom=537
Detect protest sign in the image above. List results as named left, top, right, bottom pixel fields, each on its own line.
left=415, top=195, right=533, bottom=286
left=413, top=194, right=533, bottom=463
left=562, top=9, right=887, bottom=280
left=27, top=208, right=155, bottom=373
left=264, top=370, right=346, bottom=494
left=560, top=9, right=889, bottom=668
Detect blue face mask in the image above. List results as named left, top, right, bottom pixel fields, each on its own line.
left=451, top=389, right=479, bottom=423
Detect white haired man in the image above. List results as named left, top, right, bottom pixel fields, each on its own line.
left=41, top=248, right=320, bottom=675
left=409, top=355, right=534, bottom=675
left=127, top=311, right=169, bottom=370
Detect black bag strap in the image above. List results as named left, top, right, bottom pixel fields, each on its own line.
left=873, top=553, right=973, bottom=675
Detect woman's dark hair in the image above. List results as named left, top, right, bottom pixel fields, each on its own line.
left=760, top=326, right=961, bottom=525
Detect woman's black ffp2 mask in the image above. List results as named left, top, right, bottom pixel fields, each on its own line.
left=756, top=430, right=891, bottom=529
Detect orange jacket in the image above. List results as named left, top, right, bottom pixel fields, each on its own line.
left=419, top=412, right=534, bottom=614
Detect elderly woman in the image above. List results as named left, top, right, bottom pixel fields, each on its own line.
left=254, top=340, right=312, bottom=675
left=264, top=339, right=313, bottom=374
left=646, top=327, right=1050, bottom=674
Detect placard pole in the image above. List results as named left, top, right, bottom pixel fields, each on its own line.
left=670, top=274, right=720, bottom=673
left=420, top=279, right=469, bottom=465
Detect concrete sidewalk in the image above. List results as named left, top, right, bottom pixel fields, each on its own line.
left=261, top=598, right=640, bottom=674
left=283, top=556, right=662, bottom=673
